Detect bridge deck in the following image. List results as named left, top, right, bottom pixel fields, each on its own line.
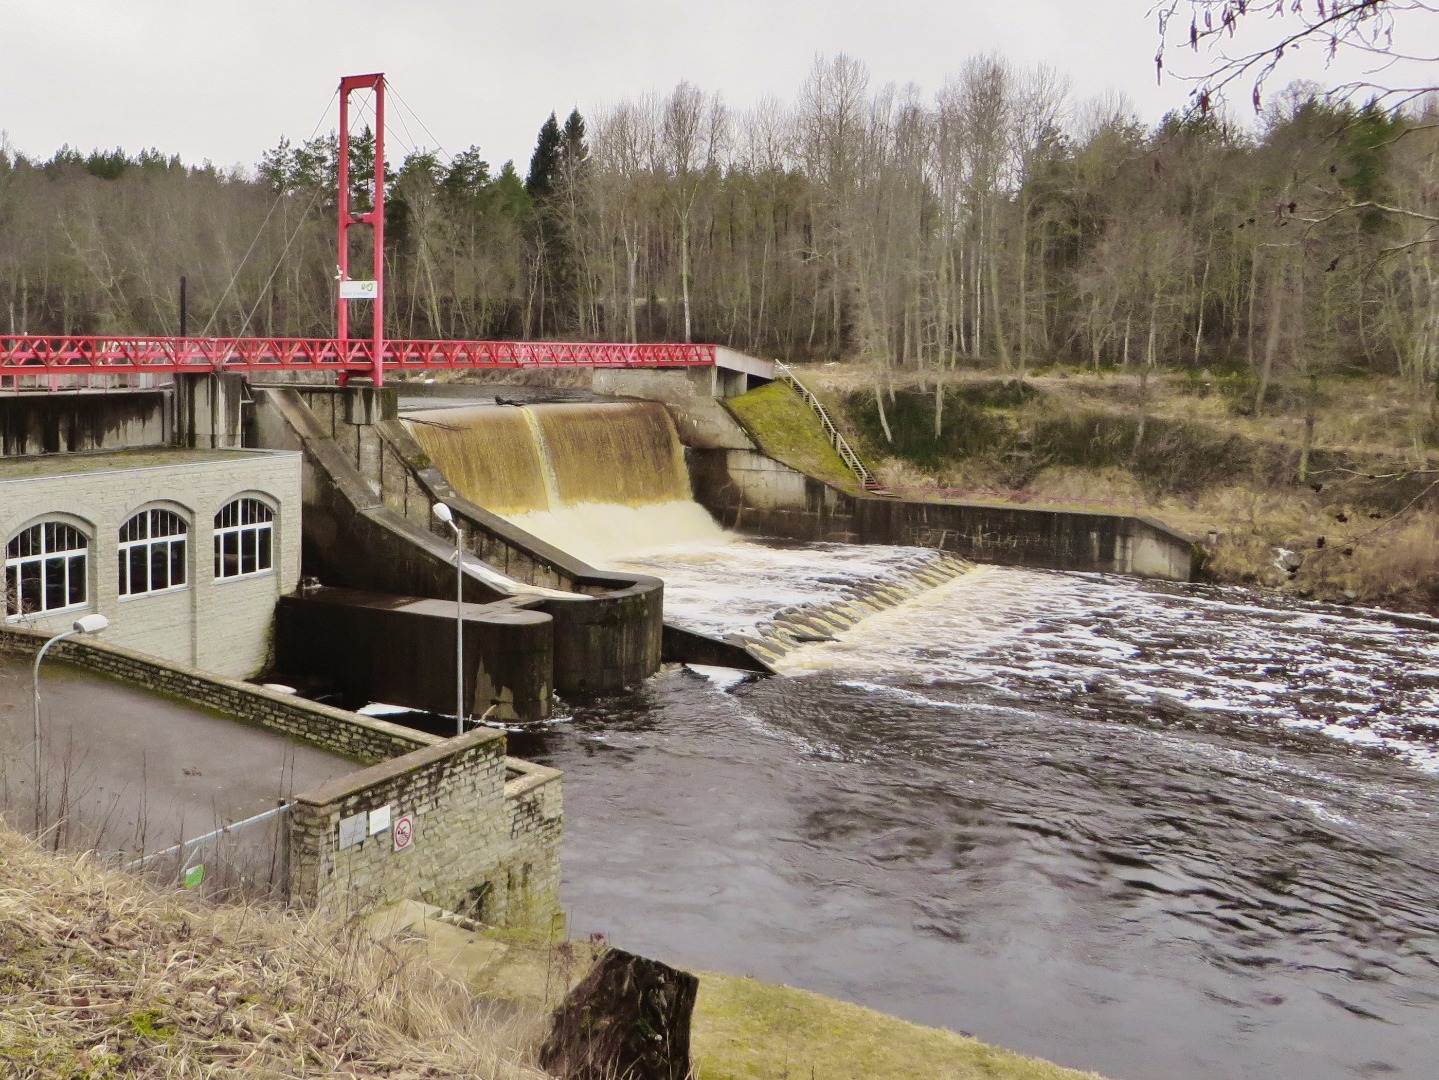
left=0, top=335, right=720, bottom=381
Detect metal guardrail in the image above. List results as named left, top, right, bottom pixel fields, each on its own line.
left=774, top=362, right=888, bottom=494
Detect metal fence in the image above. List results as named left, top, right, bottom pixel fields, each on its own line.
left=124, top=803, right=293, bottom=902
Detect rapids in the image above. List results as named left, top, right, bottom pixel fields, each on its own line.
left=511, top=560, right=1439, bottom=1080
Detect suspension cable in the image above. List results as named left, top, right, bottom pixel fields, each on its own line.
left=232, top=177, right=329, bottom=343
left=198, top=88, right=339, bottom=338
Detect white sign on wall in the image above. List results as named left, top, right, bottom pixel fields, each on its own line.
left=338, top=811, right=367, bottom=849
left=339, top=279, right=378, bottom=300
left=369, top=804, right=392, bottom=835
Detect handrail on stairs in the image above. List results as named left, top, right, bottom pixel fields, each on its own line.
left=773, top=362, right=890, bottom=494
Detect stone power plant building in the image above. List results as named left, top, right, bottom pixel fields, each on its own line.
left=0, top=384, right=562, bottom=929
left=2, top=448, right=301, bottom=678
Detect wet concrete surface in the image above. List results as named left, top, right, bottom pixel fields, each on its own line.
left=0, top=654, right=358, bottom=856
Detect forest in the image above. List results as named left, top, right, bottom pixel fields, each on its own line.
left=1, top=49, right=1437, bottom=444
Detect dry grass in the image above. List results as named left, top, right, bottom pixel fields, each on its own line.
left=0, top=816, right=1119, bottom=1080
left=0, top=819, right=548, bottom=1079
left=789, top=362, right=1439, bottom=610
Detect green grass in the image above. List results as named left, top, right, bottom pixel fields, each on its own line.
left=693, top=973, right=1104, bottom=1080
left=727, top=382, right=860, bottom=490
left=457, top=927, right=1105, bottom=1080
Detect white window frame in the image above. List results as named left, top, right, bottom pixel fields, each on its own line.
left=213, top=497, right=275, bottom=582
left=4, top=520, right=89, bottom=619
left=118, top=508, right=189, bottom=600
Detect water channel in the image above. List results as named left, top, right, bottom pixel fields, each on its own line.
left=511, top=556, right=1439, bottom=1080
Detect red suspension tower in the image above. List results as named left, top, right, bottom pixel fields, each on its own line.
left=336, top=73, right=386, bottom=386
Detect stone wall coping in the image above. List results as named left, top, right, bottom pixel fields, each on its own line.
left=0, top=624, right=435, bottom=760
left=504, top=756, right=562, bottom=797
left=293, top=725, right=505, bottom=807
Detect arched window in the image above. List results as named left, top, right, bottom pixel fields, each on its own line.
left=214, top=497, right=274, bottom=580
left=4, top=521, right=88, bottom=617
left=118, top=508, right=188, bottom=597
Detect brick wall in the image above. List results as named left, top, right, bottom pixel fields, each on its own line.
left=0, top=624, right=564, bottom=929
left=0, top=449, right=302, bottom=678
left=289, top=728, right=563, bottom=927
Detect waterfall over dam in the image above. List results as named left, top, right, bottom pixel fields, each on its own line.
left=402, top=397, right=972, bottom=662
left=404, top=401, right=728, bottom=563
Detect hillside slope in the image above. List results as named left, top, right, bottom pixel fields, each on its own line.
left=801, top=365, right=1439, bottom=612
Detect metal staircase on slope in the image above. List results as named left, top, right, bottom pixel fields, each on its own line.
left=774, top=363, right=895, bottom=497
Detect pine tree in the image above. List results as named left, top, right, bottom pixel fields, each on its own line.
left=526, top=114, right=562, bottom=200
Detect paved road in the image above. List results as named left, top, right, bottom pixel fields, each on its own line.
left=0, top=654, right=356, bottom=862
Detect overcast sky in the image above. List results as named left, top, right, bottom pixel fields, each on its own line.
left=5, top=1, right=1439, bottom=174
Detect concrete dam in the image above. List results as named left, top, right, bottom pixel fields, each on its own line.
left=12, top=373, right=1192, bottom=729
left=404, top=400, right=721, bottom=564
left=400, top=397, right=972, bottom=667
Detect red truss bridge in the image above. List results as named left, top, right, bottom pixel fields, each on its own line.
left=1, top=74, right=763, bottom=390
left=0, top=335, right=717, bottom=381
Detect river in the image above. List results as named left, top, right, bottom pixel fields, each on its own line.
left=510, top=555, right=1439, bottom=1080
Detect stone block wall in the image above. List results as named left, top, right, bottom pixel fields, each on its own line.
left=289, top=728, right=563, bottom=927
left=0, top=449, right=302, bottom=678
left=502, top=759, right=565, bottom=927
left=0, top=624, right=564, bottom=929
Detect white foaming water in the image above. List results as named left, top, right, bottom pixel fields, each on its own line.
left=610, top=540, right=958, bottom=638
left=505, top=500, right=730, bottom=565
left=777, top=565, right=1439, bottom=773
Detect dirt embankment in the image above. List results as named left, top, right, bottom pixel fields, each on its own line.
left=799, top=364, right=1439, bottom=613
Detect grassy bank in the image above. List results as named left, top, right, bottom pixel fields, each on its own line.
left=694, top=974, right=1101, bottom=1080
left=0, top=821, right=1102, bottom=1079
left=726, top=380, right=859, bottom=490
left=792, top=364, right=1439, bottom=612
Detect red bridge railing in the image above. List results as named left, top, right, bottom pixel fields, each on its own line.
left=0, top=335, right=716, bottom=380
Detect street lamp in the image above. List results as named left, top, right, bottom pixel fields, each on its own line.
left=33, top=613, right=109, bottom=832
left=431, top=502, right=465, bottom=737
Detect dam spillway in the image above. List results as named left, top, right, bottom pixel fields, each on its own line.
left=405, top=400, right=726, bottom=564
left=401, top=398, right=972, bottom=656
left=405, top=400, right=691, bottom=515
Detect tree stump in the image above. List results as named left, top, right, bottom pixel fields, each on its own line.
left=538, top=947, right=699, bottom=1080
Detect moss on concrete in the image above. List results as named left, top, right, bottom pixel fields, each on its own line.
left=0, top=446, right=266, bottom=480
left=692, top=973, right=1104, bottom=1080
left=726, top=382, right=859, bottom=491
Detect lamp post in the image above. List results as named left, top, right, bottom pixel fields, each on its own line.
left=33, top=613, right=109, bottom=832
left=431, top=502, right=465, bottom=737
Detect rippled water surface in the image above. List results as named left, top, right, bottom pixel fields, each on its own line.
left=512, top=561, right=1439, bottom=1080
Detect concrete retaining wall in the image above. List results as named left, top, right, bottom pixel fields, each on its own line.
left=688, top=447, right=1198, bottom=580
left=0, top=390, right=171, bottom=455
left=275, top=587, right=554, bottom=724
